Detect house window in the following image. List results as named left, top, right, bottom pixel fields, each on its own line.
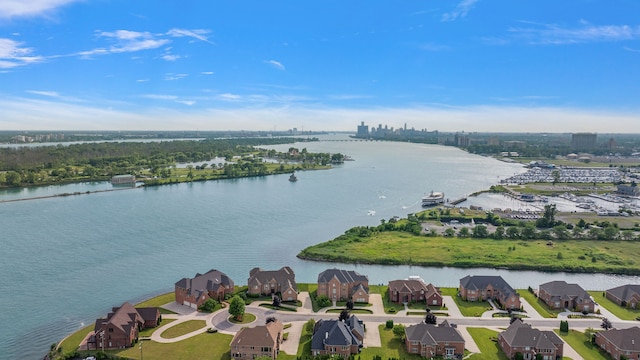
left=433, top=300, right=438, bottom=305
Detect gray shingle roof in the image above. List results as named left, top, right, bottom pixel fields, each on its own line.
left=405, top=323, right=465, bottom=346
left=598, top=327, right=640, bottom=351
left=311, top=317, right=363, bottom=351
left=607, top=284, right=640, bottom=302
left=248, top=267, right=297, bottom=291
left=460, top=275, right=517, bottom=297
left=175, top=269, right=234, bottom=296
left=539, top=280, right=589, bottom=300
left=318, top=268, right=368, bottom=284
left=500, top=319, right=562, bottom=350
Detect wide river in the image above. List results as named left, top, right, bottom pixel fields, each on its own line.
left=3, top=134, right=640, bottom=359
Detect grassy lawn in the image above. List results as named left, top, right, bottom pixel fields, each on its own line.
left=56, top=325, right=93, bottom=356
left=518, top=289, right=560, bottom=318
left=260, top=303, right=297, bottom=312
left=296, top=320, right=315, bottom=357
left=359, top=326, right=422, bottom=360
left=114, top=331, right=233, bottom=360
left=135, top=292, right=178, bottom=314
left=466, top=327, right=508, bottom=360
left=229, top=313, right=257, bottom=324
left=589, top=290, right=640, bottom=320
left=160, top=320, right=207, bottom=339
left=298, top=231, right=640, bottom=274
left=139, top=319, right=176, bottom=337
left=439, top=287, right=492, bottom=317
left=554, top=330, right=608, bottom=360
left=326, top=308, right=373, bottom=314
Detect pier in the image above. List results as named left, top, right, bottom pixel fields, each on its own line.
left=449, top=196, right=467, bottom=205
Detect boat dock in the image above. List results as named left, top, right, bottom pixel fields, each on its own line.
left=449, top=196, right=467, bottom=205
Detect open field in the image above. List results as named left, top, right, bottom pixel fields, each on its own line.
left=113, top=332, right=233, bottom=360
left=299, top=231, right=640, bottom=274
left=160, top=320, right=207, bottom=339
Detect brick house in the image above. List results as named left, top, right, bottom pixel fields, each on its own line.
left=459, top=275, right=521, bottom=310
left=230, top=319, right=283, bottom=360
left=311, top=316, right=364, bottom=358
left=175, top=269, right=235, bottom=309
left=404, top=321, right=465, bottom=359
left=388, top=277, right=442, bottom=307
left=595, top=326, right=640, bottom=360
left=606, top=284, right=640, bottom=309
left=317, top=268, right=369, bottom=303
left=88, top=302, right=160, bottom=350
left=498, top=319, right=564, bottom=360
left=247, top=266, right=298, bottom=301
left=538, top=280, right=594, bottom=312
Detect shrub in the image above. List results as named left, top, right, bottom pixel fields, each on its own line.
left=386, top=320, right=394, bottom=329
left=317, top=295, right=332, bottom=308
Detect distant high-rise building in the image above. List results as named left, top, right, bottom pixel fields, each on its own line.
left=356, top=121, right=369, bottom=137
left=571, top=133, right=597, bottom=150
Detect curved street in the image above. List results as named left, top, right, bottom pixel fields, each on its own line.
left=149, top=292, right=629, bottom=360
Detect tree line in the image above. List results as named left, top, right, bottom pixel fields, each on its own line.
left=0, top=137, right=329, bottom=188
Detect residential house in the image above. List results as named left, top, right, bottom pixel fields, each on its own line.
left=404, top=321, right=465, bottom=359
left=247, top=266, right=298, bottom=301
left=595, top=326, right=640, bottom=360
left=498, top=319, right=564, bottom=360
left=606, top=284, right=640, bottom=309
left=388, top=277, right=443, bottom=307
left=175, top=269, right=235, bottom=309
left=459, top=275, right=521, bottom=310
left=317, top=268, right=369, bottom=303
left=230, top=319, right=284, bottom=360
left=538, top=280, right=594, bottom=312
left=88, top=302, right=160, bottom=350
left=311, top=316, right=364, bottom=358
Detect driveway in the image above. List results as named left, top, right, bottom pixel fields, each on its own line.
left=363, top=322, right=381, bottom=347
left=369, top=294, right=385, bottom=315
left=280, top=321, right=304, bottom=355
left=519, top=297, right=544, bottom=319
left=442, top=296, right=464, bottom=318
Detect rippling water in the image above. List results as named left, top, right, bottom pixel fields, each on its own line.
left=2, top=135, right=639, bottom=359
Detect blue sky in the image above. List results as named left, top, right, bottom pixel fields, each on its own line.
left=1, top=0, right=639, bottom=132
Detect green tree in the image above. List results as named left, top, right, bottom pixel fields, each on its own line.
left=444, top=228, right=455, bottom=237
left=392, top=324, right=405, bottom=338
left=472, top=224, right=489, bottom=238
left=507, top=226, right=520, bottom=239
left=552, top=225, right=570, bottom=240
left=229, top=295, right=245, bottom=321
left=198, top=298, right=219, bottom=312
left=493, top=226, right=505, bottom=239
left=457, top=227, right=470, bottom=238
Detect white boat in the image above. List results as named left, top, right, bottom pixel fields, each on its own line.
left=422, top=191, right=445, bottom=207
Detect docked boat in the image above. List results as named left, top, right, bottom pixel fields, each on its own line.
left=289, top=173, right=298, bottom=182
left=422, top=191, right=445, bottom=207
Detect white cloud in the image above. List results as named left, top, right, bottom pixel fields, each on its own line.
left=0, top=38, right=43, bottom=68
left=136, top=79, right=149, bottom=83
left=624, top=46, right=640, bottom=53
left=161, top=54, right=181, bottom=61
left=27, top=90, right=60, bottom=97
left=97, top=30, right=170, bottom=53
left=0, top=0, right=79, bottom=19
left=142, top=94, right=178, bottom=100
left=265, top=60, right=286, bottom=71
left=218, top=93, right=242, bottom=101
left=167, top=28, right=214, bottom=45
left=164, top=73, right=188, bottom=81
left=509, top=22, right=640, bottom=45
left=0, top=95, right=638, bottom=133
left=442, top=0, right=478, bottom=22
left=201, top=71, right=214, bottom=75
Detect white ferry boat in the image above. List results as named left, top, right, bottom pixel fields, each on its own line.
left=422, top=191, right=445, bottom=207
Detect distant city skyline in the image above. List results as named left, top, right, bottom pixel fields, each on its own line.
left=1, top=0, right=639, bottom=132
